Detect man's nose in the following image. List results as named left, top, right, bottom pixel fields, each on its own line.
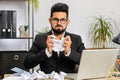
left=57, top=20, right=61, bottom=24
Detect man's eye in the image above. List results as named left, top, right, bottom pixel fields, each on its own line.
left=61, top=19, right=66, bottom=21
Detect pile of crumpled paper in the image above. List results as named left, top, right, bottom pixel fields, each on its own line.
left=20, top=70, right=67, bottom=80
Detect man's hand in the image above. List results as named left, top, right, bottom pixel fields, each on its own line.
left=46, top=35, right=54, bottom=53
left=63, top=36, right=72, bottom=54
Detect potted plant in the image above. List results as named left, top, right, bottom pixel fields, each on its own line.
left=29, top=0, right=39, bottom=11
left=89, top=15, right=118, bottom=48
left=19, top=25, right=29, bottom=38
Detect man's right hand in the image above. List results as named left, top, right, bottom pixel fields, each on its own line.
left=46, top=35, right=55, bottom=53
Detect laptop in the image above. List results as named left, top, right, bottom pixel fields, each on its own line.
left=76, top=49, right=119, bottom=80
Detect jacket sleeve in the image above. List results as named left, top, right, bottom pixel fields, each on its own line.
left=68, top=35, right=85, bottom=65
left=24, top=34, right=48, bottom=69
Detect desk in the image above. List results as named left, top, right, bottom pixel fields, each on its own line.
left=66, top=74, right=106, bottom=80
left=2, top=74, right=106, bottom=80
left=0, top=74, right=10, bottom=80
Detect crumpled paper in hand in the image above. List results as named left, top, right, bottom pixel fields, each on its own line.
left=52, top=35, right=65, bottom=52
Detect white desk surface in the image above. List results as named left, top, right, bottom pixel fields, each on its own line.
left=2, top=73, right=107, bottom=80
left=66, top=73, right=106, bottom=80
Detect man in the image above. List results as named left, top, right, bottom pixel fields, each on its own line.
left=24, top=2, right=85, bottom=74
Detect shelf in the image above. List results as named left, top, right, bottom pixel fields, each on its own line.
left=0, top=0, right=34, bottom=51
left=0, top=37, right=33, bottom=39
left=0, top=50, right=28, bottom=52
left=0, top=0, right=28, bottom=1
left=0, top=0, right=34, bottom=77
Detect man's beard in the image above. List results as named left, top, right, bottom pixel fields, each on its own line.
left=52, top=28, right=66, bottom=34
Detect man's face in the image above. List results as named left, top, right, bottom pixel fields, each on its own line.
left=49, top=12, right=70, bottom=34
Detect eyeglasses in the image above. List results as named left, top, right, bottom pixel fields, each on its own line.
left=51, top=18, right=68, bottom=24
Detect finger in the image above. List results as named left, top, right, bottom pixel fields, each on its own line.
left=64, top=40, right=69, bottom=44
left=47, top=36, right=54, bottom=43
left=48, top=35, right=56, bottom=39
left=63, top=41, right=69, bottom=46
left=65, top=36, right=71, bottom=41
left=49, top=42, right=54, bottom=46
left=46, top=36, right=54, bottom=47
left=47, top=40, right=54, bottom=47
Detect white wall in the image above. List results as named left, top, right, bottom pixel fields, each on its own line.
left=34, top=0, right=120, bottom=48
left=0, top=0, right=120, bottom=50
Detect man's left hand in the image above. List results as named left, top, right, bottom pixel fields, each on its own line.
left=63, top=36, right=72, bottom=54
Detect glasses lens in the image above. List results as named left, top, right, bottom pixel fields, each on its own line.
left=51, top=18, right=67, bottom=24
left=60, top=19, right=67, bottom=24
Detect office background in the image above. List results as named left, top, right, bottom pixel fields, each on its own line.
left=35, top=0, right=120, bottom=48
left=0, top=0, right=120, bottom=50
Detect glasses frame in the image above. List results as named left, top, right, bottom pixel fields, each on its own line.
left=50, top=18, right=68, bottom=24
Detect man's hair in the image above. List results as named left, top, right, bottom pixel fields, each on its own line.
left=50, top=2, right=69, bottom=18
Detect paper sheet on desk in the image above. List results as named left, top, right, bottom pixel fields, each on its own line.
left=11, top=67, right=29, bottom=74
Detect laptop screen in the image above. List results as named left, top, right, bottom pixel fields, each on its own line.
left=77, top=49, right=119, bottom=80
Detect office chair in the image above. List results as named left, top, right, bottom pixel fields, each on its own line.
left=113, top=33, right=120, bottom=71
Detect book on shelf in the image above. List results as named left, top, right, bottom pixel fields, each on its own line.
left=0, top=10, right=16, bottom=38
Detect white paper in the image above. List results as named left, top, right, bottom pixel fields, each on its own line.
left=3, top=70, right=67, bottom=80
left=3, top=76, right=21, bottom=80
left=52, top=37, right=65, bottom=52
left=49, top=71, right=67, bottom=80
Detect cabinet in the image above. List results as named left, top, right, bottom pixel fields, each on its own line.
left=0, top=51, right=29, bottom=73
left=0, top=0, right=34, bottom=78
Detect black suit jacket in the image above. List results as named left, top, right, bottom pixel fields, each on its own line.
left=24, top=31, right=85, bottom=73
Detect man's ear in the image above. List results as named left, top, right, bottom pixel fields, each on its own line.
left=67, top=19, right=70, bottom=24
left=48, top=18, right=51, bottom=23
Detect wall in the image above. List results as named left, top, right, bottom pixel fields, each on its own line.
left=0, top=0, right=120, bottom=50
left=34, top=0, right=120, bottom=48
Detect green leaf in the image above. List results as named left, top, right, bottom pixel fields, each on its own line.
left=88, top=15, right=118, bottom=48
left=29, top=0, right=39, bottom=11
